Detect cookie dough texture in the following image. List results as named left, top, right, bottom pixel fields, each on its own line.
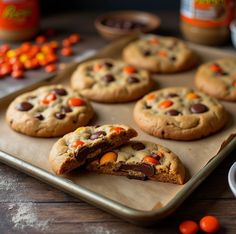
left=49, top=124, right=137, bottom=175
left=134, top=87, right=228, bottom=140
left=87, top=140, right=185, bottom=185
left=123, top=35, right=198, bottom=73
left=71, top=58, right=152, bottom=103
left=195, top=58, right=236, bottom=102
left=6, top=85, right=94, bottom=137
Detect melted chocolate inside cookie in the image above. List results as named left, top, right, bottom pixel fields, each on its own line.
left=131, top=142, right=146, bottom=150
left=119, top=163, right=155, bottom=177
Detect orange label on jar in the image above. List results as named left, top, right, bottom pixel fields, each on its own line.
left=181, top=0, right=235, bottom=27
left=0, top=0, right=39, bottom=30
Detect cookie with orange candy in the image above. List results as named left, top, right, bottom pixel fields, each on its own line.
left=49, top=124, right=137, bottom=175
left=6, top=85, right=94, bottom=137
left=195, top=58, right=236, bottom=102
left=122, top=35, right=198, bottom=73
left=71, top=58, right=152, bottom=103
left=133, top=87, right=228, bottom=140
left=87, top=140, right=185, bottom=184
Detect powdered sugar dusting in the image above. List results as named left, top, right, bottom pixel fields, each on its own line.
left=9, top=203, right=51, bottom=231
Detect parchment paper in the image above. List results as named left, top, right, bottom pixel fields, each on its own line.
left=0, top=36, right=236, bottom=211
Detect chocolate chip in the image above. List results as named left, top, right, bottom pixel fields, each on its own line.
left=104, top=62, right=113, bottom=68
left=167, top=93, right=179, bottom=98
left=131, top=141, right=146, bottom=150
left=119, top=163, right=155, bottom=177
left=127, top=174, right=147, bottom=181
left=34, top=113, right=44, bottom=120
left=61, top=106, right=72, bottom=113
left=150, top=152, right=161, bottom=161
left=143, top=50, right=151, bottom=56
left=54, top=112, right=66, bottom=119
left=144, top=103, right=152, bottom=109
left=165, top=109, right=180, bottom=116
left=53, top=88, right=67, bottom=96
left=16, top=102, right=33, bottom=111
left=127, top=76, right=139, bottom=84
left=190, top=103, right=208, bottom=114
left=220, top=71, right=229, bottom=76
left=170, top=56, right=176, bottom=61
left=90, top=131, right=106, bottom=140
left=102, top=74, right=115, bottom=83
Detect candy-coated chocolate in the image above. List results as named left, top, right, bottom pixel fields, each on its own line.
left=100, top=152, right=118, bottom=165
left=68, top=97, right=85, bottom=107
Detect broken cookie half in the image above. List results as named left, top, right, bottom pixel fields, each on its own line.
left=49, top=124, right=137, bottom=175
left=87, top=140, right=185, bottom=185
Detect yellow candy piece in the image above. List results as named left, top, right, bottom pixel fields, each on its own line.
left=19, top=54, right=28, bottom=63
left=36, top=53, right=45, bottom=61
left=100, top=152, right=118, bottom=165
left=75, top=127, right=86, bottom=133
left=186, top=92, right=199, bottom=100
left=6, top=50, right=16, bottom=58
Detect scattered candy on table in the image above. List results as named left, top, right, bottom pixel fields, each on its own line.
left=0, top=31, right=81, bottom=80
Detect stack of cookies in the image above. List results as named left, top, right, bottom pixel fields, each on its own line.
left=6, top=34, right=233, bottom=186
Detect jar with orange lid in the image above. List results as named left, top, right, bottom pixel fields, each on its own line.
left=0, top=0, right=39, bottom=41
left=180, top=0, right=235, bottom=46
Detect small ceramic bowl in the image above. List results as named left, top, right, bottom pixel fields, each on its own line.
left=95, top=11, right=161, bottom=40
left=230, top=19, right=236, bottom=48
left=228, top=161, right=236, bottom=197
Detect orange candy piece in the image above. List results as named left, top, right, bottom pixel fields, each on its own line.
left=111, top=127, right=124, bottom=134
left=232, top=81, right=236, bottom=87
left=158, top=50, right=168, bottom=57
left=42, top=93, right=57, bottom=105
left=100, top=152, right=118, bottom=165
left=11, top=70, right=24, bottom=79
left=210, top=64, right=222, bottom=73
left=61, top=47, right=73, bottom=56
left=179, top=220, right=199, bottom=234
left=159, top=100, right=173, bottom=109
left=62, top=39, right=72, bottom=47
left=71, top=140, right=85, bottom=148
left=12, top=61, right=24, bottom=71
left=199, top=215, right=220, bottom=233
left=123, top=66, right=137, bottom=74
left=69, top=33, right=81, bottom=44
left=143, top=156, right=159, bottom=165
left=68, top=97, right=85, bottom=107
left=0, top=63, right=12, bottom=75
left=45, top=64, right=57, bottom=73
left=93, top=63, right=103, bottom=72
left=186, top=92, right=199, bottom=100
left=147, top=93, right=156, bottom=100
left=35, top=35, right=47, bottom=44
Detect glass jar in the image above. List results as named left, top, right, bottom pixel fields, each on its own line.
left=0, top=0, right=39, bottom=41
left=180, top=0, right=235, bottom=46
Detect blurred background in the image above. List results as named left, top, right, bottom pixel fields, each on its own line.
left=40, top=0, right=179, bottom=15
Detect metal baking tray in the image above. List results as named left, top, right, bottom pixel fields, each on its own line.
left=0, top=35, right=236, bottom=226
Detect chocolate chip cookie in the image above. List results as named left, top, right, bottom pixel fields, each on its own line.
left=87, top=140, right=185, bottom=184
left=195, top=58, right=236, bottom=102
left=122, top=35, right=198, bottom=73
left=6, top=85, right=94, bottom=137
left=133, top=87, right=228, bottom=140
left=49, top=124, right=137, bottom=175
left=70, top=58, right=152, bottom=103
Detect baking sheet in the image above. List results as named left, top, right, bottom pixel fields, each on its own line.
left=0, top=35, right=236, bottom=214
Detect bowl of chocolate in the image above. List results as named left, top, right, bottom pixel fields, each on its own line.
left=95, top=11, right=161, bottom=40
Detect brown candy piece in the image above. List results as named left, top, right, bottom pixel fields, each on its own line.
left=53, top=88, right=67, bottom=96
left=119, top=163, right=155, bottom=177
left=54, top=112, right=66, bottom=119
left=102, top=74, right=115, bottom=83
left=61, top=106, right=72, bottom=113
left=143, top=50, right=151, bottom=56
left=166, top=109, right=180, bottom=116
left=131, top=141, right=146, bottom=150
left=190, top=103, right=208, bottom=113
left=34, top=113, right=44, bottom=120
left=16, top=102, right=33, bottom=111
left=90, top=131, right=106, bottom=140
left=127, top=76, right=140, bottom=84
left=167, top=93, right=179, bottom=98
left=104, top=62, right=113, bottom=68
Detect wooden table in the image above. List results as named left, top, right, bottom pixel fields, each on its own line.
left=0, top=12, right=236, bottom=233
